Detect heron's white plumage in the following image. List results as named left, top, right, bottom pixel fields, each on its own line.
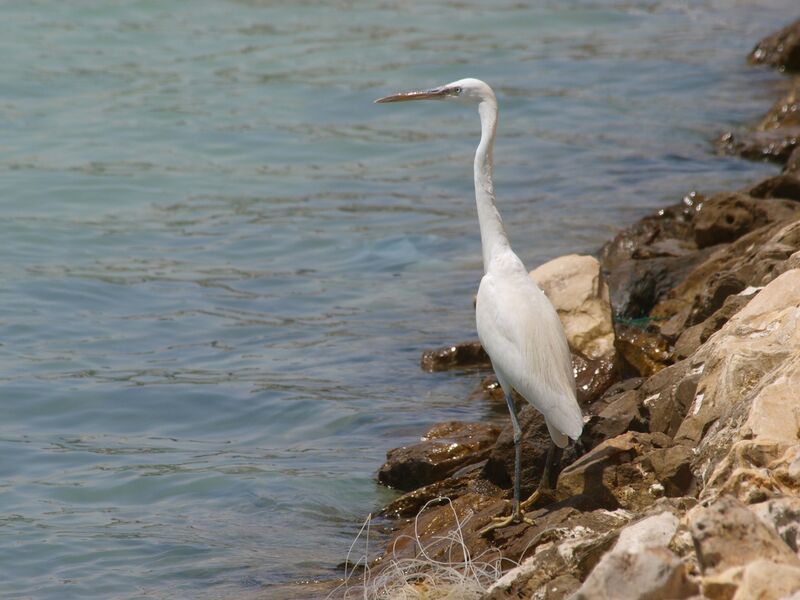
left=476, top=252, right=582, bottom=447
left=375, top=77, right=583, bottom=452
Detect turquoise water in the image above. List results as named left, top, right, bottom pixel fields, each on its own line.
left=0, top=1, right=795, bottom=597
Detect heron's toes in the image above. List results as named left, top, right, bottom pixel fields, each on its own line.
left=519, top=490, right=539, bottom=511
left=479, top=511, right=535, bottom=537
left=520, top=488, right=556, bottom=511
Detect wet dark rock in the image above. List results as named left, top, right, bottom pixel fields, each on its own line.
left=660, top=271, right=747, bottom=339
left=377, top=492, right=504, bottom=565
left=748, top=17, right=800, bottom=72
left=721, top=81, right=800, bottom=165
left=652, top=217, right=800, bottom=339
left=472, top=373, right=506, bottom=403
left=614, top=323, right=671, bottom=377
left=747, top=173, right=800, bottom=200
left=579, top=378, right=647, bottom=449
left=605, top=254, right=710, bottom=320
left=673, top=292, right=754, bottom=360
left=692, top=192, right=799, bottom=248
left=757, top=80, right=800, bottom=130
left=786, top=146, right=800, bottom=173
left=601, top=376, right=645, bottom=396
left=377, top=421, right=500, bottom=491
left=379, top=463, right=503, bottom=519
left=572, top=352, right=620, bottom=408
left=420, top=340, right=490, bottom=372
left=719, top=128, right=800, bottom=164
left=600, top=199, right=699, bottom=271
left=600, top=198, right=707, bottom=319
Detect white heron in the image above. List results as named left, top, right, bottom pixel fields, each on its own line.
left=375, top=79, right=583, bottom=533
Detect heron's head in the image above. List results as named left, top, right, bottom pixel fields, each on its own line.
left=375, top=78, right=495, bottom=106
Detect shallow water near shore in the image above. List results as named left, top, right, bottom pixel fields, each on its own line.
left=0, top=1, right=797, bottom=597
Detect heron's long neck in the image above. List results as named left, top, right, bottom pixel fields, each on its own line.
left=474, top=99, right=510, bottom=273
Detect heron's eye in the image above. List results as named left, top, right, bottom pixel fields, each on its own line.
left=453, top=87, right=462, bottom=95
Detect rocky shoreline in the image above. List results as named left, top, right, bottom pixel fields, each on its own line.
left=334, top=18, right=800, bottom=600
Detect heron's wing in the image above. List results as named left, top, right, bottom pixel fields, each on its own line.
left=476, top=271, right=583, bottom=443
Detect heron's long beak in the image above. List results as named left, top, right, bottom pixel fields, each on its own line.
left=374, top=87, right=448, bottom=103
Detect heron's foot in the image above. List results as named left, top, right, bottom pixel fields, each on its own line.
left=520, top=487, right=556, bottom=511
left=479, top=509, right=535, bottom=537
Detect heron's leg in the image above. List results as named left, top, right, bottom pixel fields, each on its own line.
left=574, top=436, right=587, bottom=458
left=505, top=392, right=523, bottom=518
left=520, top=441, right=563, bottom=511
left=480, top=393, right=534, bottom=536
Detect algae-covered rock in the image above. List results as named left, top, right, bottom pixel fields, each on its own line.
left=614, top=323, right=671, bottom=377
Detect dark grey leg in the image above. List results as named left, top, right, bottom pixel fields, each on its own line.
left=542, top=441, right=564, bottom=491
left=574, top=436, right=587, bottom=458
left=520, top=440, right=563, bottom=510
left=506, top=392, right=522, bottom=520
left=480, top=393, right=534, bottom=535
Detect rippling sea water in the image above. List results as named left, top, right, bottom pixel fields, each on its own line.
left=0, top=1, right=797, bottom=597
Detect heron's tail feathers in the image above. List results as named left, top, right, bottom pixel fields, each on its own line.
left=546, top=421, right=570, bottom=449
left=545, top=398, right=583, bottom=449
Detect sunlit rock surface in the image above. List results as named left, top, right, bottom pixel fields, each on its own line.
left=530, top=254, right=615, bottom=361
